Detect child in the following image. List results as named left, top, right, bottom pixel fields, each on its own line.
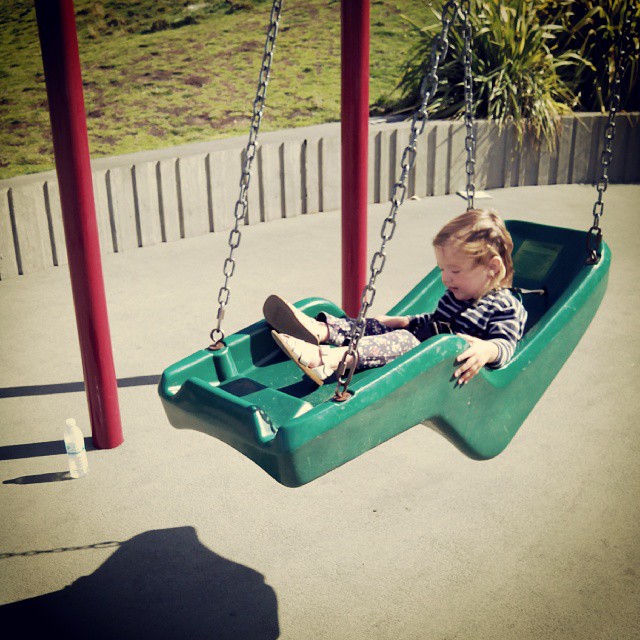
left=264, top=209, right=527, bottom=386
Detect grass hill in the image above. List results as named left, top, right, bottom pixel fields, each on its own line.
left=0, top=0, right=432, bottom=179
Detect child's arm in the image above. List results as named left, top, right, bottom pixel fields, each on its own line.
left=454, top=295, right=527, bottom=384
left=376, top=292, right=454, bottom=332
left=453, top=335, right=500, bottom=385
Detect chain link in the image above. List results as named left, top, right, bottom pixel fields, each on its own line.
left=209, top=0, right=283, bottom=347
left=587, top=2, right=636, bottom=264
left=334, top=0, right=466, bottom=400
left=460, top=0, right=476, bottom=209
left=0, top=541, right=121, bottom=559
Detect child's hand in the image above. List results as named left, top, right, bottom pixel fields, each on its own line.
left=454, top=334, right=499, bottom=385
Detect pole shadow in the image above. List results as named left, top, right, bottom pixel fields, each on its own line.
left=0, top=437, right=95, bottom=461
left=0, top=375, right=160, bottom=399
left=0, top=526, right=280, bottom=640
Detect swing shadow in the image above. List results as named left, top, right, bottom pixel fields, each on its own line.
left=0, top=526, right=280, bottom=640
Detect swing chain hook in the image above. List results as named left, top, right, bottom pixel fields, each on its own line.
left=333, top=0, right=463, bottom=401
left=586, top=2, right=636, bottom=265
left=208, top=0, right=284, bottom=350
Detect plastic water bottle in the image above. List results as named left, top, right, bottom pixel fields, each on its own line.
left=64, top=418, right=89, bottom=479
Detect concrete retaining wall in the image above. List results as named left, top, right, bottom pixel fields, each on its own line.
left=1, top=112, right=638, bottom=279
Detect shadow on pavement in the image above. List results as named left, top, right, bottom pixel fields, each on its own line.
left=0, top=375, right=160, bottom=398
left=3, top=470, right=73, bottom=484
left=0, top=437, right=95, bottom=461
left=0, top=526, right=279, bottom=640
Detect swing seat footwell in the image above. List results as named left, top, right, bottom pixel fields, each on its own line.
left=159, top=221, right=610, bottom=487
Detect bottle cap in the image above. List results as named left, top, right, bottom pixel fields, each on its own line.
left=66, top=418, right=77, bottom=428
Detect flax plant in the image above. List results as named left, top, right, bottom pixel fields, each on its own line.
left=394, top=0, right=582, bottom=149
left=539, top=0, right=639, bottom=112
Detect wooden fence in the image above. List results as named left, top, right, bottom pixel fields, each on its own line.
left=1, top=112, right=638, bottom=279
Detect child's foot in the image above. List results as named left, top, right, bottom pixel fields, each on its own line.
left=271, top=331, right=334, bottom=386
left=263, top=295, right=328, bottom=344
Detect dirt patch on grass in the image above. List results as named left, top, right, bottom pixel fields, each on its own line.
left=148, top=125, right=166, bottom=137
left=185, top=114, right=212, bottom=126
left=94, top=134, right=118, bottom=146
left=183, top=75, right=209, bottom=87
left=159, top=106, right=184, bottom=118
left=143, top=69, right=175, bottom=81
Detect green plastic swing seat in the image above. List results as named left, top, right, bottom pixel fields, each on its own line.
left=159, top=220, right=610, bottom=487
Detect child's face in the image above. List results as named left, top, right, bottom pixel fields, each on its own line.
left=434, top=243, right=497, bottom=301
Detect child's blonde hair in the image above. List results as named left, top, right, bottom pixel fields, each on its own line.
left=433, top=209, right=514, bottom=291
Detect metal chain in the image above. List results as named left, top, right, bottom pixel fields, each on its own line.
left=334, top=0, right=463, bottom=400
left=587, top=2, right=636, bottom=264
left=209, top=0, right=283, bottom=348
left=460, top=0, right=476, bottom=210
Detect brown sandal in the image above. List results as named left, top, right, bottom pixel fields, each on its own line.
left=263, top=295, right=323, bottom=344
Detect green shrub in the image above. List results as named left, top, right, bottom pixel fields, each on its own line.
left=390, top=0, right=638, bottom=149
left=539, top=0, right=639, bottom=112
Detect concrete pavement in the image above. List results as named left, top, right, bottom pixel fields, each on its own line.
left=1, top=184, right=639, bottom=639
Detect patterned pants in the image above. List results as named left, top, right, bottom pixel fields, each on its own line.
left=319, top=313, right=420, bottom=371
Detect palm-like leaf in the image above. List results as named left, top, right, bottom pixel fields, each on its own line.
left=390, top=0, right=639, bottom=149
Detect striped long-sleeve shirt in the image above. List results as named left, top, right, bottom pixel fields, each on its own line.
left=412, top=288, right=528, bottom=368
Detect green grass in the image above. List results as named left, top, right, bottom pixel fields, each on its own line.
left=0, top=0, right=435, bottom=179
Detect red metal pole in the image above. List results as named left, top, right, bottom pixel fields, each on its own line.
left=35, top=0, right=123, bottom=449
left=341, top=0, right=370, bottom=317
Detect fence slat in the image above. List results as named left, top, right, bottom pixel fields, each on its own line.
left=244, top=146, right=261, bottom=225
left=624, top=114, right=640, bottom=182
left=519, top=138, right=540, bottom=187
left=320, top=135, right=341, bottom=211
left=10, top=182, right=52, bottom=273
left=449, top=122, right=467, bottom=195
left=573, top=114, right=596, bottom=184
left=133, top=161, right=162, bottom=246
left=282, top=140, right=303, bottom=218
left=108, top=166, right=138, bottom=251
left=432, top=123, right=449, bottom=196
left=609, top=114, right=630, bottom=183
left=537, top=137, right=556, bottom=186
left=473, top=120, right=489, bottom=191
left=395, top=126, right=412, bottom=198
left=413, top=123, right=430, bottom=198
left=586, top=115, right=603, bottom=184
left=371, top=131, right=381, bottom=203
left=260, top=144, right=283, bottom=222
left=91, top=170, right=116, bottom=253
left=556, top=117, right=575, bottom=185
left=367, top=131, right=376, bottom=203
left=210, top=148, right=242, bottom=230
left=45, top=180, right=67, bottom=266
left=502, top=123, right=519, bottom=188
left=177, top=154, right=210, bottom=238
left=157, top=158, right=180, bottom=242
left=0, top=188, right=19, bottom=279
left=302, top=138, right=320, bottom=215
